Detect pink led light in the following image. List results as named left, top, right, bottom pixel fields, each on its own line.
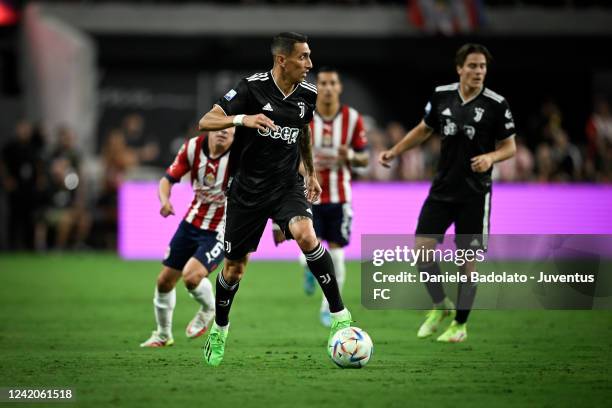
left=119, top=182, right=612, bottom=260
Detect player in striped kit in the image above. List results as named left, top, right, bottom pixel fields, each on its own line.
left=309, top=68, right=368, bottom=326
left=140, top=128, right=234, bottom=347
left=275, top=67, right=368, bottom=326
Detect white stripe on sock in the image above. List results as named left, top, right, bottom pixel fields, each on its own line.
left=217, top=272, right=238, bottom=291
left=305, top=244, right=325, bottom=262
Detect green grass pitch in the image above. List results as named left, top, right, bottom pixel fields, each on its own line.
left=0, top=253, right=610, bottom=407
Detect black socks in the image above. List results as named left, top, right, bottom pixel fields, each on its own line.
left=304, top=243, right=344, bottom=313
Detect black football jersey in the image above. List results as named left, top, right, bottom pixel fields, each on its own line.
left=216, top=71, right=317, bottom=207
left=423, top=82, right=516, bottom=201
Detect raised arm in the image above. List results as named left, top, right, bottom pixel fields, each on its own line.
left=198, top=105, right=236, bottom=131
left=199, top=105, right=277, bottom=132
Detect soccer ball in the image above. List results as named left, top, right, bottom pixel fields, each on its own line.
left=328, top=327, right=373, bottom=368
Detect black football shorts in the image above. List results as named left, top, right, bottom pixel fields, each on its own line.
left=312, top=203, right=353, bottom=247
left=223, top=183, right=313, bottom=260
left=415, top=193, right=492, bottom=250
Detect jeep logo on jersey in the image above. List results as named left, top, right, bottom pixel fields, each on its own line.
left=298, top=102, right=306, bottom=118
left=443, top=119, right=457, bottom=137
left=474, top=107, right=485, bottom=122
left=257, top=126, right=300, bottom=144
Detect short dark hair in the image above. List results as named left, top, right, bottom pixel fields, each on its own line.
left=317, top=66, right=341, bottom=82
left=271, top=32, right=308, bottom=56
left=317, top=66, right=339, bottom=76
left=455, top=43, right=493, bottom=67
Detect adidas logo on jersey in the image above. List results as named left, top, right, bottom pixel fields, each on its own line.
left=442, top=108, right=452, bottom=116
left=262, top=103, right=273, bottom=112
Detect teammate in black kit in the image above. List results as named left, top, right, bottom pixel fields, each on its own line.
left=198, top=32, right=353, bottom=366
left=379, top=44, right=516, bottom=342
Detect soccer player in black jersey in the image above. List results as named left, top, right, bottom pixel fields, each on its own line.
left=198, top=32, right=352, bottom=366
left=379, top=44, right=516, bottom=342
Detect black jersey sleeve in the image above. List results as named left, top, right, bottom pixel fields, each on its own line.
left=303, top=89, right=316, bottom=124
left=495, top=99, right=516, bottom=141
left=215, top=78, right=250, bottom=116
left=423, top=92, right=439, bottom=132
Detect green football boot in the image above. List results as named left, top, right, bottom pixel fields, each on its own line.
left=203, top=323, right=229, bottom=366
left=417, top=300, right=455, bottom=338
left=436, top=320, right=467, bottom=343
left=328, top=309, right=352, bottom=355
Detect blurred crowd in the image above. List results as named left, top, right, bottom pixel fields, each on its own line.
left=0, top=113, right=165, bottom=251
left=1, top=97, right=611, bottom=251
left=365, top=98, right=612, bottom=183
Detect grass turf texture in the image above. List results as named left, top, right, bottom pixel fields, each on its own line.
left=0, top=253, right=610, bottom=408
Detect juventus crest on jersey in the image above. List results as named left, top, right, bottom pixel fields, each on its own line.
left=165, top=135, right=231, bottom=232
left=423, top=82, right=516, bottom=200
left=216, top=71, right=317, bottom=207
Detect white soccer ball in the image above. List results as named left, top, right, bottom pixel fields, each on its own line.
left=328, top=326, right=373, bottom=368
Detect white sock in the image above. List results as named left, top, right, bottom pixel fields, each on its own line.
left=154, top=287, right=176, bottom=337
left=320, top=248, right=346, bottom=313
left=188, top=277, right=215, bottom=313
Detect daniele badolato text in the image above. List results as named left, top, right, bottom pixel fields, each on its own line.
left=370, top=246, right=595, bottom=284
left=372, top=270, right=595, bottom=284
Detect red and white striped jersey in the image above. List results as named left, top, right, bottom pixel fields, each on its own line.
left=165, top=135, right=231, bottom=233
left=310, top=105, right=368, bottom=204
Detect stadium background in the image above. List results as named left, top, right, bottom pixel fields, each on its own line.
left=0, top=1, right=611, bottom=407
